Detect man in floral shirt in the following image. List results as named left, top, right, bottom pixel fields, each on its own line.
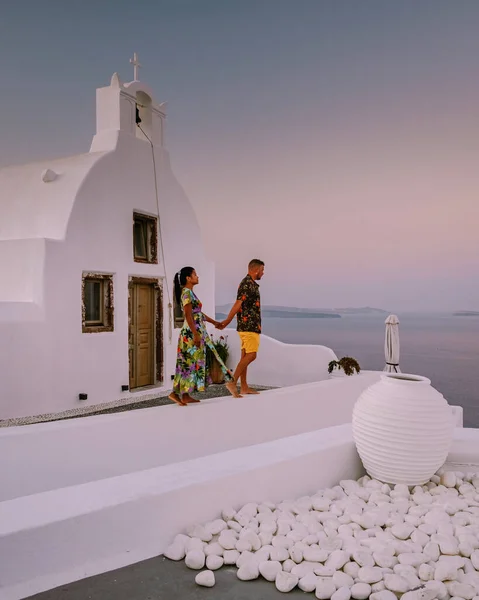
left=221, top=259, right=265, bottom=396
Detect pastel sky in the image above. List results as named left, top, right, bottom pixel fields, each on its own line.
left=1, top=0, right=478, bottom=311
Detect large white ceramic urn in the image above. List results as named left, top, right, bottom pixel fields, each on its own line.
left=352, top=373, right=454, bottom=486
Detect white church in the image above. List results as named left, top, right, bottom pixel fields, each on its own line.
left=0, top=56, right=215, bottom=421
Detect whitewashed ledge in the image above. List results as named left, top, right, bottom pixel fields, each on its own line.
left=0, top=374, right=383, bottom=501
left=0, top=373, right=464, bottom=503
left=0, top=424, right=477, bottom=600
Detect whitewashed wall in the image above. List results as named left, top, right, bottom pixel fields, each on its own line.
left=0, top=132, right=213, bottom=420
left=222, top=327, right=337, bottom=386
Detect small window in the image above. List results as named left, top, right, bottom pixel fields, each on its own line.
left=133, top=213, right=158, bottom=264
left=82, top=273, right=114, bottom=333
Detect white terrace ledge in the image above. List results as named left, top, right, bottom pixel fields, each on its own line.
left=0, top=372, right=463, bottom=502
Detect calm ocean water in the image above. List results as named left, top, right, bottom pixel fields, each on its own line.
left=261, top=313, right=479, bottom=428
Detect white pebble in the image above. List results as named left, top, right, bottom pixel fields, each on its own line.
left=351, top=583, right=372, bottom=599
left=397, top=553, right=427, bottom=567
left=195, top=570, right=215, bottom=587
left=222, top=549, right=239, bottom=564
left=235, top=539, right=252, bottom=552
left=185, top=550, right=205, bottom=570
left=164, top=543, right=185, bottom=561
left=218, top=531, right=237, bottom=550
left=304, top=547, right=329, bottom=562
left=269, top=546, right=290, bottom=562
left=332, top=587, right=352, bottom=600
left=187, top=525, right=213, bottom=542
left=470, top=549, right=479, bottom=570
left=206, top=519, right=227, bottom=535
left=276, top=571, right=299, bottom=593
left=333, top=571, right=354, bottom=588
left=237, top=562, right=259, bottom=580
left=439, top=537, right=460, bottom=555
left=290, top=545, right=303, bottom=563
left=353, top=550, right=375, bottom=568
left=424, top=541, right=440, bottom=561
left=259, top=531, right=273, bottom=546
left=205, top=555, right=223, bottom=570
left=315, top=577, right=337, bottom=600
left=236, top=550, right=255, bottom=568
left=373, top=553, right=397, bottom=569
left=299, top=572, right=319, bottom=592
left=221, top=506, right=236, bottom=521
left=442, top=472, right=457, bottom=488
left=425, top=580, right=448, bottom=600
left=391, top=524, right=415, bottom=540
left=315, top=565, right=336, bottom=577
left=291, top=562, right=317, bottom=578
left=370, top=591, right=397, bottom=600
left=283, top=559, right=296, bottom=573
left=418, top=563, right=435, bottom=581
left=384, top=574, right=410, bottom=593
left=358, top=567, right=383, bottom=584
left=204, top=542, right=224, bottom=557
left=259, top=560, right=282, bottom=582
left=326, top=550, right=350, bottom=570
left=187, top=537, right=205, bottom=552
left=227, top=520, right=242, bottom=533
left=434, top=561, right=458, bottom=581
left=447, top=581, right=476, bottom=599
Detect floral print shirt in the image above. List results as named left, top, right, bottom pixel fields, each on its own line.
left=236, top=275, right=261, bottom=333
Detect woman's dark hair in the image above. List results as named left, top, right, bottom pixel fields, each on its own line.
left=174, top=266, right=195, bottom=305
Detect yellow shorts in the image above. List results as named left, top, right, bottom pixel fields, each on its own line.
left=238, top=332, right=260, bottom=354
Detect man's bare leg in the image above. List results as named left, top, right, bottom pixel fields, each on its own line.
left=225, top=381, right=243, bottom=398
left=240, top=359, right=259, bottom=394
left=234, top=350, right=258, bottom=394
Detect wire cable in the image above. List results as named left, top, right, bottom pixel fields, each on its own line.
left=137, top=121, right=173, bottom=343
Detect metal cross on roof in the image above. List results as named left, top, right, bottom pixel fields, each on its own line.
left=129, top=52, right=141, bottom=81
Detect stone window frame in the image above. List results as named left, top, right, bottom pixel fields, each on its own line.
left=133, top=212, right=158, bottom=264
left=82, top=273, right=114, bottom=333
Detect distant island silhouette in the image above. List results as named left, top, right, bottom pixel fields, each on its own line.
left=453, top=311, right=479, bottom=317
left=215, top=305, right=388, bottom=320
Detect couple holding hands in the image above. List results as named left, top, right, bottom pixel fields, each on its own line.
left=169, top=259, right=265, bottom=406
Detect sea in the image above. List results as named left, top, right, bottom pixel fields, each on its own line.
left=260, top=313, right=479, bottom=428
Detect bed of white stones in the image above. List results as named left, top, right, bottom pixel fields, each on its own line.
left=165, top=470, right=479, bottom=599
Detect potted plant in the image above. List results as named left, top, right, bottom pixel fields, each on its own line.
left=328, top=356, right=361, bottom=377
left=207, top=335, right=230, bottom=384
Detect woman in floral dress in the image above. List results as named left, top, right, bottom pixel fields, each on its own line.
left=169, top=266, right=240, bottom=406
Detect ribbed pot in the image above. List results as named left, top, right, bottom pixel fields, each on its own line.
left=352, top=373, right=454, bottom=486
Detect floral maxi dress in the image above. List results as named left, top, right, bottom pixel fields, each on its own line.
left=173, top=288, right=232, bottom=394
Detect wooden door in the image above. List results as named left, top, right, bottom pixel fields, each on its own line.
left=129, top=282, right=155, bottom=389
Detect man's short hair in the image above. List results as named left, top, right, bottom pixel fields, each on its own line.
left=248, top=259, right=265, bottom=269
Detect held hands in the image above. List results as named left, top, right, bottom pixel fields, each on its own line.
left=214, top=320, right=227, bottom=330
